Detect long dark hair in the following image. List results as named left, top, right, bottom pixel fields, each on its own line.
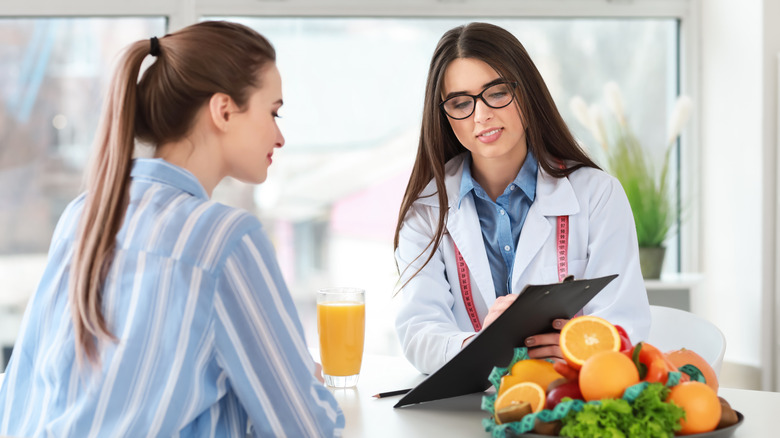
left=393, top=22, right=599, bottom=283
left=71, top=21, right=276, bottom=365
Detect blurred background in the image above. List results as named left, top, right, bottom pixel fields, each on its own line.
left=1, top=0, right=778, bottom=392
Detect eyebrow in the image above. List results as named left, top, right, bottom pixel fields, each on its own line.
left=443, top=78, right=506, bottom=100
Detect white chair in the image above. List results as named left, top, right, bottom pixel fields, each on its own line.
left=646, top=305, right=726, bottom=376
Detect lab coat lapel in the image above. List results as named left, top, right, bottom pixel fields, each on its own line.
left=512, top=204, right=552, bottom=284
left=511, top=167, right=580, bottom=290
left=447, top=195, right=496, bottom=310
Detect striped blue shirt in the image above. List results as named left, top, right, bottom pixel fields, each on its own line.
left=458, top=152, right=538, bottom=297
left=0, top=158, right=344, bottom=437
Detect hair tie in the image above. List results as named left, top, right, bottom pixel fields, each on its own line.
left=149, top=37, right=160, bottom=57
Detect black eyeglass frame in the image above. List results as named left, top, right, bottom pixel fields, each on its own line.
left=438, top=81, right=519, bottom=120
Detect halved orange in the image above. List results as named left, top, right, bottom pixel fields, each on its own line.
left=559, top=316, right=620, bottom=369
left=494, top=381, right=546, bottom=414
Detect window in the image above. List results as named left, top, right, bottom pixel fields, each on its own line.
left=210, top=16, right=680, bottom=354
left=0, top=17, right=167, bottom=370
left=0, top=11, right=684, bottom=364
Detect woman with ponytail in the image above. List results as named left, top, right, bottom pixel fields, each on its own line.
left=0, top=21, right=343, bottom=437
left=393, top=23, right=650, bottom=374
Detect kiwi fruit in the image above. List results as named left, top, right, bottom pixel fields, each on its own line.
left=494, top=401, right=533, bottom=425
left=533, top=418, right=563, bottom=436
left=716, top=396, right=739, bottom=429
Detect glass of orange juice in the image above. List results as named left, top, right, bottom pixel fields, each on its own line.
left=317, top=287, right=365, bottom=388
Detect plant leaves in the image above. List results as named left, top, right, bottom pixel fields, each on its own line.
left=602, top=123, right=676, bottom=247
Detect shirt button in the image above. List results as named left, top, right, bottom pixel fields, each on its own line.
left=510, top=186, right=516, bottom=191
left=499, top=209, right=505, bottom=215
left=504, top=245, right=511, bottom=251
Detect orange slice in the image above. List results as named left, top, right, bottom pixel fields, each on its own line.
left=559, top=316, right=620, bottom=369
left=494, top=381, right=546, bottom=414
left=498, top=359, right=564, bottom=396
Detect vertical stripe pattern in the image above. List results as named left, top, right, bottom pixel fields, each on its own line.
left=0, top=158, right=344, bottom=437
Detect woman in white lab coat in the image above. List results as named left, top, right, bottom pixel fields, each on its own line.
left=393, top=22, right=650, bottom=374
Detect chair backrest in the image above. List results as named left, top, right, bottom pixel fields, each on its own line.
left=646, top=305, right=726, bottom=376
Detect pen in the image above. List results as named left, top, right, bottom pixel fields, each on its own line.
left=372, top=388, right=412, bottom=398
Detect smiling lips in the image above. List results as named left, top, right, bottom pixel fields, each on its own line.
left=477, top=127, right=503, bottom=143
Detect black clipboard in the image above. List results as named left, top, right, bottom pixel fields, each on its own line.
left=394, top=274, right=617, bottom=408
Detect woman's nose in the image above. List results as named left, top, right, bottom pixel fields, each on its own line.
left=276, top=125, right=285, bottom=148
left=473, top=99, right=494, bottom=123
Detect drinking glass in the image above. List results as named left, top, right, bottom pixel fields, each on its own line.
left=317, top=287, right=365, bottom=388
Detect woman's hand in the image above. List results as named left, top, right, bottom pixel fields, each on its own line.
left=524, top=318, right=569, bottom=361
left=462, top=294, right=519, bottom=349
left=482, top=294, right=519, bottom=329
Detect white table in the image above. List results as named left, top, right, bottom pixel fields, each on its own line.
left=329, top=353, right=779, bottom=438
left=1, top=358, right=775, bottom=437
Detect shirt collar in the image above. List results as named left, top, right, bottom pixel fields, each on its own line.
left=457, top=150, right=538, bottom=208
left=515, top=149, right=538, bottom=202
left=458, top=155, right=478, bottom=207
left=130, top=158, right=209, bottom=200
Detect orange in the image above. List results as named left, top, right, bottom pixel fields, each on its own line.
left=665, top=348, right=719, bottom=392
left=498, top=359, right=564, bottom=396
left=494, top=381, right=546, bottom=414
left=667, top=381, right=722, bottom=435
left=559, top=316, right=620, bottom=369
left=578, top=350, right=640, bottom=401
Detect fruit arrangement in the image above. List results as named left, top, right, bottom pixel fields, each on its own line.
left=481, top=316, right=741, bottom=437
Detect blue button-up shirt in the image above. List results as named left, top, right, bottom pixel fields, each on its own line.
left=0, top=158, right=344, bottom=437
left=459, top=152, right=538, bottom=297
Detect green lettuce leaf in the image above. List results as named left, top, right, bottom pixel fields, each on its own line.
left=559, top=383, right=684, bottom=438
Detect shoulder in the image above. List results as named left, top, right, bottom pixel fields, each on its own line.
left=52, top=192, right=88, bottom=241
left=137, top=192, right=264, bottom=273
left=186, top=201, right=264, bottom=269
left=564, top=165, right=623, bottom=198
left=564, top=164, right=613, bottom=184
left=563, top=165, right=630, bottom=214
left=189, top=199, right=261, bottom=234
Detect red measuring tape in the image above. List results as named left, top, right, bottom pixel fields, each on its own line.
left=454, top=242, right=483, bottom=332
left=453, top=215, right=569, bottom=332
left=556, top=214, right=569, bottom=282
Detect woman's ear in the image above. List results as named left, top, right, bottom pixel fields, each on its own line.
left=208, top=93, right=234, bottom=132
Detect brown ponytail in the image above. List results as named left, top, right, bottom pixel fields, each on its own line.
left=69, top=21, right=276, bottom=365
left=70, top=41, right=147, bottom=365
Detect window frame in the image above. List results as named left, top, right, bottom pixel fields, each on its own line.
left=0, top=0, right=701, bottom=275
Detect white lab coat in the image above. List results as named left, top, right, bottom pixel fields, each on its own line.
left=394, top=153, right=650, bottom=374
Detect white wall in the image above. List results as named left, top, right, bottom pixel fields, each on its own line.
left=763, top=0, right=780, bottom=392
left=699, top=0, right=780, bottom=390
left=699, top=0, right=763, bottom=369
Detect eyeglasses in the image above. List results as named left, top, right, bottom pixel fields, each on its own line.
left=439, top=81, right=518, bottom=120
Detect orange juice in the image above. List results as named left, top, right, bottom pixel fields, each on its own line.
left=317, top=301, right=365, bottom=376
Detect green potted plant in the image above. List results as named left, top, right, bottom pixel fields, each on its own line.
left=569, top=83, right=692, bottom=278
